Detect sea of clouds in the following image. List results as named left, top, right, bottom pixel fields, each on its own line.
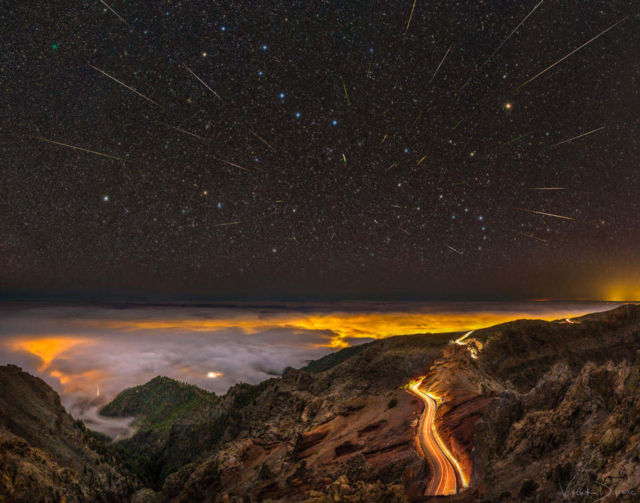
left=0, top=301, right=621, bottom=436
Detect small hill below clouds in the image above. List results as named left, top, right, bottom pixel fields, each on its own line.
left=100, top=376, right=217, bottom=431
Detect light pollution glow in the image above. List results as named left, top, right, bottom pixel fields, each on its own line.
left=14, top=337, right=87, bottom=369
left=57, top=304, right=622, bottom=348
left=0, top=301, right=624, bottom=431
left=602, top=282, right=640, bottom=303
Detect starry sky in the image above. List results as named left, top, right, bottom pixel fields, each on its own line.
left=1, top=0, right=639, bottom=300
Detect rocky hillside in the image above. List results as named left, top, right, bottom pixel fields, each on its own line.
left=459, top=305, right=640, bottom=502
left=2, top=304, right=640, bottom=502
left=0, top=364, right=138, bottom=502
left=118, top=304, right=640, bottom=502
left=101, top=331, right=453, bottom=501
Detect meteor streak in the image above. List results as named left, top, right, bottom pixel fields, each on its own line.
left=482, top=0, right=544, bottom=66
left=213, top=156, right=249, bottom=172
left=516, top=231, right=548, bottom=243
left=89, top=64, right=164, bottom=109
left=458, top=1, right=543, bottom=94
left=516, top=207, right=574, bottom=220
left=184, top=65, right=223, bottom=101
left=211, top=221, right=242, bottom=227
left=340, top=76, right=351, bottom=106
left=160, top=122, right=209, bottom=141
left=517, top=17, right=628, bottom=90
left=29, top=135, right=122, bottom=161
left=551, top=126, right=605, bottom=147
left=528, top=187, right=566, bottom=190
left=444, top=244, right=463, bottom=255
left=402, top=0, right=417, bottom=44
left=429, top=45, right=452, bottom=84
left=250, top=130, right=275, bottom=151
left=98, top=0, right=131, bottom=28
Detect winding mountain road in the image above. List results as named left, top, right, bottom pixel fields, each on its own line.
left=408, top=377, right=468, bottom=496
left=408, top=378, right=457, bottom=495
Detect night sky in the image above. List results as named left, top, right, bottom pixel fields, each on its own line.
left=1, top=1, right=639, bottom=300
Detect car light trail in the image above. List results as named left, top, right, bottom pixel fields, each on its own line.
left=407, top=377, right=468, bottom=495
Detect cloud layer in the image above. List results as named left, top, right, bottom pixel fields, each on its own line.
left=0, top=301, right=620, bottom=435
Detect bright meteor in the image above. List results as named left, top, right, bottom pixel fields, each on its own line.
left=402, top=0, right=417, bottom=44
left=29, top=135, right=123, bottom=161
left=516, top=207, right=574, bottom=220
left=551, top=126, right=605, bottom=147
left=212, top=156, right=250, bottom=173
left=482, top=0, right=544, bottom=66
left=98, top=0, right=131, bottom=28
left=517, top=16, right=628, bottom=90
left=89, top=64, right=164, bottom=109
left=160, top=122, right=209, bottom=141
left=444, top=244, right=463, bottom=255
left=250, top=130, right=275, bottom=151
left=184, top=65, right=223, bottom=101
left=429, top=45, right=452, bottom=84
left=211, top=221, right=242, bottom=228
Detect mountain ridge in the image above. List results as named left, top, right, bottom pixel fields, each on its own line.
left=2, top=304, right=640, bottom=501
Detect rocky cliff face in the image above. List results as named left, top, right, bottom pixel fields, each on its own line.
left=436, top=304, right=640, bottom=502
left=466, top=356, right=640, bottom=502
left=0, top=364, right=138, bottom=503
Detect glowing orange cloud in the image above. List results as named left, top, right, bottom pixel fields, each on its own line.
left=12, top=337, right=87, bottom=370
left=69, top=307, right=610, bottom=348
